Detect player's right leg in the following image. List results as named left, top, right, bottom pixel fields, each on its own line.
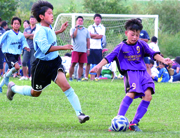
left=56, top=71, right=90, bottom=123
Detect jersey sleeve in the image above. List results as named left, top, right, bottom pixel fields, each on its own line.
left=34, top=28, right=52, bottom=55
left=21, top=35, right=29, bottom=49
left=140, top=40, right=160, bottom=60
left=0, top=31, right=9, bottom=45
left=105, top=44, right=121, bottom=63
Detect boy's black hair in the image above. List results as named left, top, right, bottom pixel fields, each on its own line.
left=93, top=14, right=102, bottom=19
left=76, top=16, right=84, bottom=21
left=159, top=62, right=165, bottom=66
left=151, top=36, right=157, bottom=42
left=23, top=20, right=30, bottom=24
left=125, top=19, right=143, bottom=31
left=30, top=15, right=35, bottom=19
left=64, top=53, right=71, bottom=57
left=175, top=56, right=180, bottom=64
left=11, top=17, right=21, bottom=25
left=1, top=21, right=7, bottom=28
left=149, top=59, right=154, bottom=65
left=31, top=0, right=53, bottom=22
left=136, top=18, right=142, bottom=23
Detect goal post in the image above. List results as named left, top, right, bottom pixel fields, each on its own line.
left=53, top=13, right=158, bottom=56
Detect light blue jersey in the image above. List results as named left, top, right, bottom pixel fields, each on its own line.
left=33, top=24, right=58, bottom=61
left=0, top=30, right=29, bottom=54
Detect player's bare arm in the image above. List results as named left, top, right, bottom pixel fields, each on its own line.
left=154, top=54, right=173, bottom=65
left=48, top=44, right=73, bottom=52
left=55, top=22, right=68, bottom=35
left=90, top=58, right=108, bottom=73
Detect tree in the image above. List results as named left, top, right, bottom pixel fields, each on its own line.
left=83, top=0, right=130, bottom=14
left=0, top=0, right=19, bottom=22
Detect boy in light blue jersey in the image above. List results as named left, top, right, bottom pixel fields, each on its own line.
left=0, top=17, right=30, bottom=92
left=6, top=0, right=89, bottom=124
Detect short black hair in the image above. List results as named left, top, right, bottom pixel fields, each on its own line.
left=149, top=59, right=154, bottom=65
left=23, top=20, right=30, bottom=24
left=76, top=16, right=83, bottom=21
left=1, top=21, right=7, bottom=28
left=125, top=18, right=143, bottom=31
left=151, top=36, right=157, bottom=42
left=30, top=15, right=35, bottom=19
left=94, top=14, right=102, bottom=19
left=31, top=0, right=53, bottom=22
left=11, top=17, right=21, bottom=25
left=137, top=18, right=142, bottom=23
left=64, top=53, right=71, bottom=57
left=175, top=56, right=180, bottom=64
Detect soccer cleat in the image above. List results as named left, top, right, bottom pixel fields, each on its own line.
left=78, top=113, right=90, bottom=124
left=81, top=78, right=88, bottom=81
left=129, top=123, right=142, bottom=132
left=7, top=82, right=15, bottom=101
left=19, top=76, right=28, bottom=80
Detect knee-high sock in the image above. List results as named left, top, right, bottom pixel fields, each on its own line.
left=6, top=67, right=17, bottom=77
left=132, top=100, right=150, bottom=124
left=117, top=96, right=133, bottom=116
left=64, top=87, right=82, bottom=116
left=11, top=85, right=32, bottom=96
left=0, top=67, right=17, bottom=87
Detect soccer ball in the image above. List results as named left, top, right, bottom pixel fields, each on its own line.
left=111, top=115, right=129, bottom=132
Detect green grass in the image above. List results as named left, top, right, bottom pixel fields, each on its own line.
left=0, top=78, right=180, bottom=137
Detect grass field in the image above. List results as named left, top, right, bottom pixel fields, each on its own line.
left=0, top=78, right=180, bottom=138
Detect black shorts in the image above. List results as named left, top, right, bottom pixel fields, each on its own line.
left=87, top=49, right=102, bottom=64
left=31, top=56, right=65, bottom=91
left=4, top=53, right=19, bottom=69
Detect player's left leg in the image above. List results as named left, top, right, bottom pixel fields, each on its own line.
left=0, top=62, right=19, bottom=93
left=56, top=71, right=89, bottom=123
left=130, top=88, right=152, bottom=132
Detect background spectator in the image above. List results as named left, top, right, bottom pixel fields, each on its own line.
left=69, top=16, right=90, bottom=82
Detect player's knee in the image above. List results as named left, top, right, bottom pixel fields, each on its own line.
left=144, top=94, right=152, bottom=101
left=62, top=84, right=71, bottom=92
left=31, top=91, right=42, bottom=97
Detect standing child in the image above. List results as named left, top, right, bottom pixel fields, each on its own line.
left=6, top=0, right=89, bottom=124
left=91, top=19, right=172, bottom=131
left=0, top=17, right=30, bottom=92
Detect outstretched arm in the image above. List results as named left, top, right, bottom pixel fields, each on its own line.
left=55, top=22, right=68, bottom=35
left=154, top=54, right=173, bottom=65
left=48, top=44, right=73, bottom=52
left=90, top=58, right=108, bottom=74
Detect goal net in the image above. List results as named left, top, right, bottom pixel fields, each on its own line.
left=53, top=13, right=158, bottom=56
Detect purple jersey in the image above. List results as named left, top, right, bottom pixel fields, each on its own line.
left=105, top=40, right=159, bottom=74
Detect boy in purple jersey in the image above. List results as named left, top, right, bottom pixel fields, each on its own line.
left=91, top=19, right=172, bottom=132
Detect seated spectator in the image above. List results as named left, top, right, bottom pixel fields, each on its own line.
left=61, top=53, right=72, bottom=75
left=101, top=61, right=117, bottom=79
left=152, top=62, right=169, bottom=82
left=169, top=56, right=180, bottom=82
left=149, top=59, right=159, bottom=80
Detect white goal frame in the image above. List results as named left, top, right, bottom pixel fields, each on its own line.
left=54, top=13, right=159, bottom=37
